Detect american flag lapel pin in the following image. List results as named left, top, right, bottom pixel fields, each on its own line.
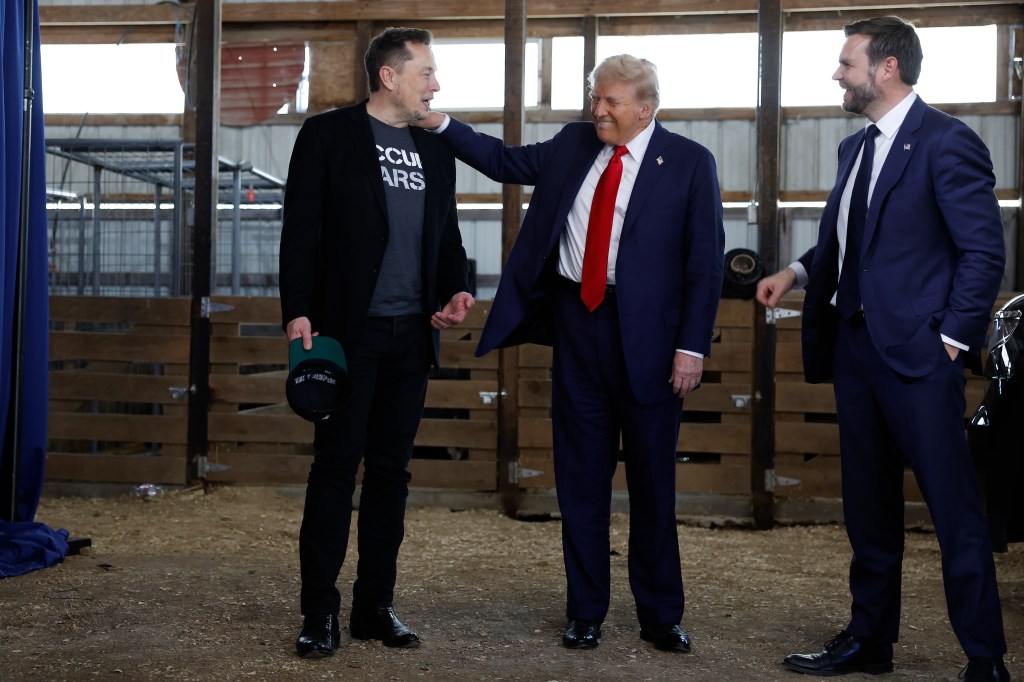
left=656, top=156, right=664, bottom=165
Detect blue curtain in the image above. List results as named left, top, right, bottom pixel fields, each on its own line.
left=1, top=0, right=65, bottom=577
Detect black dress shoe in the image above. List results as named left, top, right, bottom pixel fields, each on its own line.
left=349, top=606, right=421, bottom=648
left=640, top=623, right=692, bottom=652
left=960, top=657, right=1010, bottom=682
left=783, top=630, right=894, bottom=676
left=295, top=614, right=341, bottom=658
left=562, top=620, right=601, bottom=649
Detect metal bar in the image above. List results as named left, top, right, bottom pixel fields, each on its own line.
left=153, top=184, right=163, bottom=297
left=231, top=166, right=241, bottom=295
left=751, top=0, right=782, bottom=529
left=186, top=0, right=221, bottom=484
left=76, top=196, right=86, bottom=295
left=497, top=0, right=526, bottom=517
left=91, top=165, right=102, bottom=296
left=172, top=141, right=183, bottom=297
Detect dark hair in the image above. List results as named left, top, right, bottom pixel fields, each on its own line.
left=844, top=16, right=922, bottom=86
left=364, top=27, right=433, bottom=93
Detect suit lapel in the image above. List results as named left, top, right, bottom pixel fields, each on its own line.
left=863, top=97, right=925, bottom=251
left=621, top=121, right=670, bottom=238
left=345, top=102, right=389, bottom=220
left=547, top=135, right=603, bottom=255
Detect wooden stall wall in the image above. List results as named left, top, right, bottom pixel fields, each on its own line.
left=516, top=298, right=756, bottom=510
left=203, top=296, right=498, bottom=491
left=48, top=296, right=191, bottom=485
left=772, top=292, right=1000, bottom=508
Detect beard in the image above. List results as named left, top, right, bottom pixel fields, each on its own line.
left=841, top=67, right=879, bottom=115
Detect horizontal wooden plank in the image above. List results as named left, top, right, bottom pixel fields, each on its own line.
left=776, top=382, right=836, bottom=414
left=203, top=453, right=496, bottom=490
left=45, top=453, right=187, bottom=485
left=517, top=378, right=754, bottom=413
left=210, top=336, right=287, bottom=365
left=440, top=340, right=500, bottom=369
left=518, top=453, right=750, bottom=495
left=50, top=332, right=190, bottom=364
left=49, top=296, right=190, bottom=326
left=714, top=299, right=756, bottom=329
left=49, top=413, right=188, bottom=444
left=774, top=453, right=924, bottom=502
left=208, top=414, right=496, bottom=448
left=50, top=371, right=189, bottom=404
left=776, top=422, right=840, bottom=456
left=519, top=417, right=751, bottom=454
left=704, top=342, right=751, bottom=372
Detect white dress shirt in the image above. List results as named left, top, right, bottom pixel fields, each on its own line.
left=556, top=121, right=655, bottom=285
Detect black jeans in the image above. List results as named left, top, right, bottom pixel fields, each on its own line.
left=298, top=314, right=431, bottom=617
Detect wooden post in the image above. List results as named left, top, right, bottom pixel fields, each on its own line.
left=187, top=0, right=221, bottom=485
left=581, top=16, right=597, bottom=120
left=497, top=0, right=526, bottom=517
left=752, top=0, right=782, bottom=529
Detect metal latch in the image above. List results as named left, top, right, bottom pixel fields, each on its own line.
left=731, top=394, right=753, bottom=409
left=479, top=390, right=508, bottom=405
left=168, top=385, right=195, bottom=400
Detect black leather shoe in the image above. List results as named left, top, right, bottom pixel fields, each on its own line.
left=640, top=623, right=692, bottom=652
left=349, top=606, right=421, bottom=648
left=960, top=657, right=1010, bottom=682
left=783, top=630, right=894, bottom=676
left=562, top=620, right=601, bottom=649
left=295, top=614, right=340, bottom=658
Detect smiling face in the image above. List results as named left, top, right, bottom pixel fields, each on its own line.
left=589, top=79, right=653, bottom=147
left=833, top=34, right=881, bottom=118
left=377, top=42, right=440, bottom=127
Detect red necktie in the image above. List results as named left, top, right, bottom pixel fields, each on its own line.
left=581, top=145, right=628, bottom=311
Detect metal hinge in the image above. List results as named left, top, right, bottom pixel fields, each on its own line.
left=195, top=456, right=230, bottom=478
left=766, top=307, right=801, bottom=325
left=200, top=297, right=235, bottom=318
left=764, top=469, right=801, bottom=492
left=507, top=462, right=543, bottom=484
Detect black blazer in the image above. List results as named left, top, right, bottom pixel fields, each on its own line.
left=279, top=101, right=469, bottom=365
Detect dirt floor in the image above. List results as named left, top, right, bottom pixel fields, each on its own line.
left=1, top=486, right=1022, bottom=681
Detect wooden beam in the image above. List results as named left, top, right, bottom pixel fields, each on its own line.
left=41, top=0, right=1023, bottom=27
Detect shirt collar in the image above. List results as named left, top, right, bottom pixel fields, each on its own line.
left=619, top=118, right=657, bottom=162
left=873, top=91, right=917, bottom=140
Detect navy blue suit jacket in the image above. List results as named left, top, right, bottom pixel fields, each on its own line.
left=799, top=97, right=1005, bottom=382
left=440, top=117, right=725, bottom=403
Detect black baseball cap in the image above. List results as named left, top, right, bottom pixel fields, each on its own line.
left=286, top=336, right=352, bottom=422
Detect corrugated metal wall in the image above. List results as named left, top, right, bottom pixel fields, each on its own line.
left=45, top=111, right=1020, bottom=297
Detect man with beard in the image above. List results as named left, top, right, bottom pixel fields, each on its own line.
left=756, top=16, right=1009, bottom=681
left=280, top=27, right=474, bottom=657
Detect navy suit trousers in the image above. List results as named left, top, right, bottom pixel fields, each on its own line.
left=833, top=315, right=1006, bottom=657
left=299, top=314, right=430, bottom=617
left=550, top=286, right=685, bottom=626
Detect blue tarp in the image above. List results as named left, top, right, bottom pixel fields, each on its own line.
left=1, top=0, right=66, bottom=576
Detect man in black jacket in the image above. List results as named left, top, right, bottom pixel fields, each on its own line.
left=279, top=26, right=474, bottom=658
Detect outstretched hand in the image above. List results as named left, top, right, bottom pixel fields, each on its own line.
left=755, top=268, right=798, bottom=309
left=411, top=111, right=446, bottom=130
left=431, top=292, right=476, bottom=329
